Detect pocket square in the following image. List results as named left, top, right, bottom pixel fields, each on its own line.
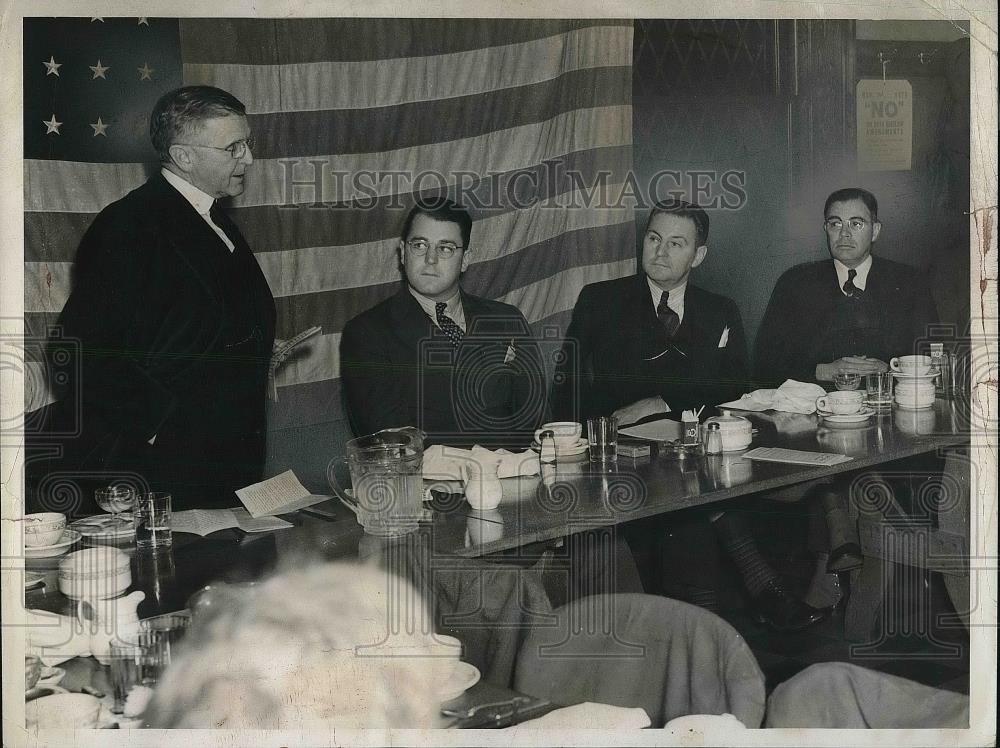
left=503, top=340, right=517, bottom=364
left=718, top=326, right=730, bottom=348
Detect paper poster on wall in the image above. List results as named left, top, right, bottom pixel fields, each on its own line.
left=857, top=79, right=913, bottom=171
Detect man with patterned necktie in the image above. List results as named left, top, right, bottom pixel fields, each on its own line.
left=341, top=198, right=546, bottom=447
left=755, top=187, right=938, bottom=387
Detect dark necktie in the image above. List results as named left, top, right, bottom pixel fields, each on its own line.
left=209, top=202, right=239, bottom=250
left=435, top=302, right=464, bottom=347
left=656, top=293, right=680, bottom=338
left=843, top=268, right=862, bottom=298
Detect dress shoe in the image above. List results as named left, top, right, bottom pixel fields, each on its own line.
left=751, top=581, right=828, bottom=632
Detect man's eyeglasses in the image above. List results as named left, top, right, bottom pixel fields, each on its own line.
left=176, top=136, right=256, bottom=159
left=406, top=240, right=463, bottom=258
left=824, top=218, right=869, bottom=233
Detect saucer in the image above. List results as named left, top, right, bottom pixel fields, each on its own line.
left=24, top=571, right=46, bottom=589
left=24, top=529, right=81, bottom=558
left=438, top=661, right=481, bottom=703
left=894, top=400, right=936, bottom=410
left=817, top=407, right=874, bottom=424
left=70, top=514, right=134, bottom=541
left=530, top=437, right=589, bottom=457
left=892, top=371, right=937, bottom=381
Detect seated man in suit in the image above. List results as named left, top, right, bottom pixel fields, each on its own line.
left=754, top=188, right=942, bottom=577
left=756, top=187, right=938, bottom=386
left=553, top=199, right=825, bottom=631
left=341, top=198, right=546, bottom=446
left=553, top=199, right=747, bottom=424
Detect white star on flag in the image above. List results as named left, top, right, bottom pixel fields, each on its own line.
left=89, top=60, right=110, bottom=79
left=91, top=17, right=104, bottom=22
left=137, top=62, right=154, bottom=81
left=43, top=56, right=62, bottom=76
left=43, top=114, right=62, bottom=134
left=90, top=117, right=109, bottom=137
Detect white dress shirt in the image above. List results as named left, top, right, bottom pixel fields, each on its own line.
left=161, top=168, right=235, bottom=252
left=409, top=287, right=467, bottom=332
left=647, top=277, right=687, bottom=326
left=833, top=255, right=872, bottom=295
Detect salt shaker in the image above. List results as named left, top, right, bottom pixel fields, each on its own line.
left=539, top=429, right=557, bottom=465
left=705, top=422, right=723, bottom=455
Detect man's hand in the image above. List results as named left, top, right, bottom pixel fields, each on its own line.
left=815, top=357, right=888, bottom=382
left=612, top=396, right=670, bottom=426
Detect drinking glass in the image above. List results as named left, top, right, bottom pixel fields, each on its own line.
left=834, top=371, right=861, bottom=390
left=865, top=371, right=893, bottom=407
left=109, top=630, right=171, bottom=714
left=133, top=492, right=172, bottom=549
left=586, top=416, right=618, bottom=463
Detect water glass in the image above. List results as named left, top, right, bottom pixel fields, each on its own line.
left=587, top=416, right=618, bottom=463
left=109, top=630, right=171, bottom=714
left=865, top=371, right=893, bottom=406
left=133, top=492, right=172, bottom=549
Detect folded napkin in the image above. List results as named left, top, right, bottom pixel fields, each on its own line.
left=664, top=712, right=747, bottom=731
left=422, top=444, right=539, bottom=480
left=719, top=379, right=827, bottom=415
left=509, top=702, right=651, bottom=729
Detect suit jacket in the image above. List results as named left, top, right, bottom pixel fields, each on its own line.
left=754, top=257, right=939, bottom=386
left=552, top=275, right=749, bottom=421
left=340, top=286, right=547, bottom=447
left=31, top=174, right=276, bottom=512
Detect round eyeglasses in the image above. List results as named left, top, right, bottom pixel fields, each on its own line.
left=175, top=136, right=256, bottom=160
left=406, top=240, right=463, bottom=258
left=824, top=218, right=869, bottom=233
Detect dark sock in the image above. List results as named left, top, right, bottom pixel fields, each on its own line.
left=712, top=512, right=780, bottom=596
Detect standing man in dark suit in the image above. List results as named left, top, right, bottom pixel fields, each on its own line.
left=755, top=187, right=938, bottom=386
left=341, top=198, right=546, bottom=447
left=553, top=199, right=825, bottom=631
left=32, top=86, right=275, bottom=513
left=553, top=198, right=748, bottom=424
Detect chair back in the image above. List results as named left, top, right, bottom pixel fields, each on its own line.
left=513, top=593, right=765, bottom=728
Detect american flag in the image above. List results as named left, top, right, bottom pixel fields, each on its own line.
left=24, top=17, right=635, bottom=435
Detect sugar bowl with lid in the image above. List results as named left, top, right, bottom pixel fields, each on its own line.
left=700, top=410, right=753, bottom=452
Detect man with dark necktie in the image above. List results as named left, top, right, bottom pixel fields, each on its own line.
left=340, top=198, right=546, bottom=447
left=30, top=86, right=275, bottom=513
left=755, top=187, right=938, bottom=387
left=552, top=198, right=748, bottom=425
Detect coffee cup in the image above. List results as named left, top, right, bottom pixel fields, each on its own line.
left=24, top=512, right=67, bottom=547
left=816, top=391, right=864, bottom=415
left=890, top=354, right=933, bottom=376
left=534, top=421, right=582, bottom=447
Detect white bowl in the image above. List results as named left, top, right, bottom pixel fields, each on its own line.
left=24, top=512, right=67, bottom=547
left=58, top=548, right=131, bottom=600
left=701, top=411, right=753, bottom=451
left=25, top=693, right=101, bottom=729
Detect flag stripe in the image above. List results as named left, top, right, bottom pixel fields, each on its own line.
left=227, top=66, right=631, bottom=158
left=26, top=144, right=631, bottom=264
left=178, top=18, right=629, bottom=65
left=184, top=25, right=633, bottom=115
left=25, top=105, right=631, bottom=213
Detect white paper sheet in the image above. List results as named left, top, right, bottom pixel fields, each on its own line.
left=235, top=470, right=331, bottom=517
left=171, top=508, right=293, bottom=537
left=619, top=419, right=683, bottom=442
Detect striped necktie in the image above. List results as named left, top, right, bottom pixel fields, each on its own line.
left=435, top=302, right=464, bottom=347
left=656, top=293, right=680, bottom=338
left=843, top=268, right=862, bottom=298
